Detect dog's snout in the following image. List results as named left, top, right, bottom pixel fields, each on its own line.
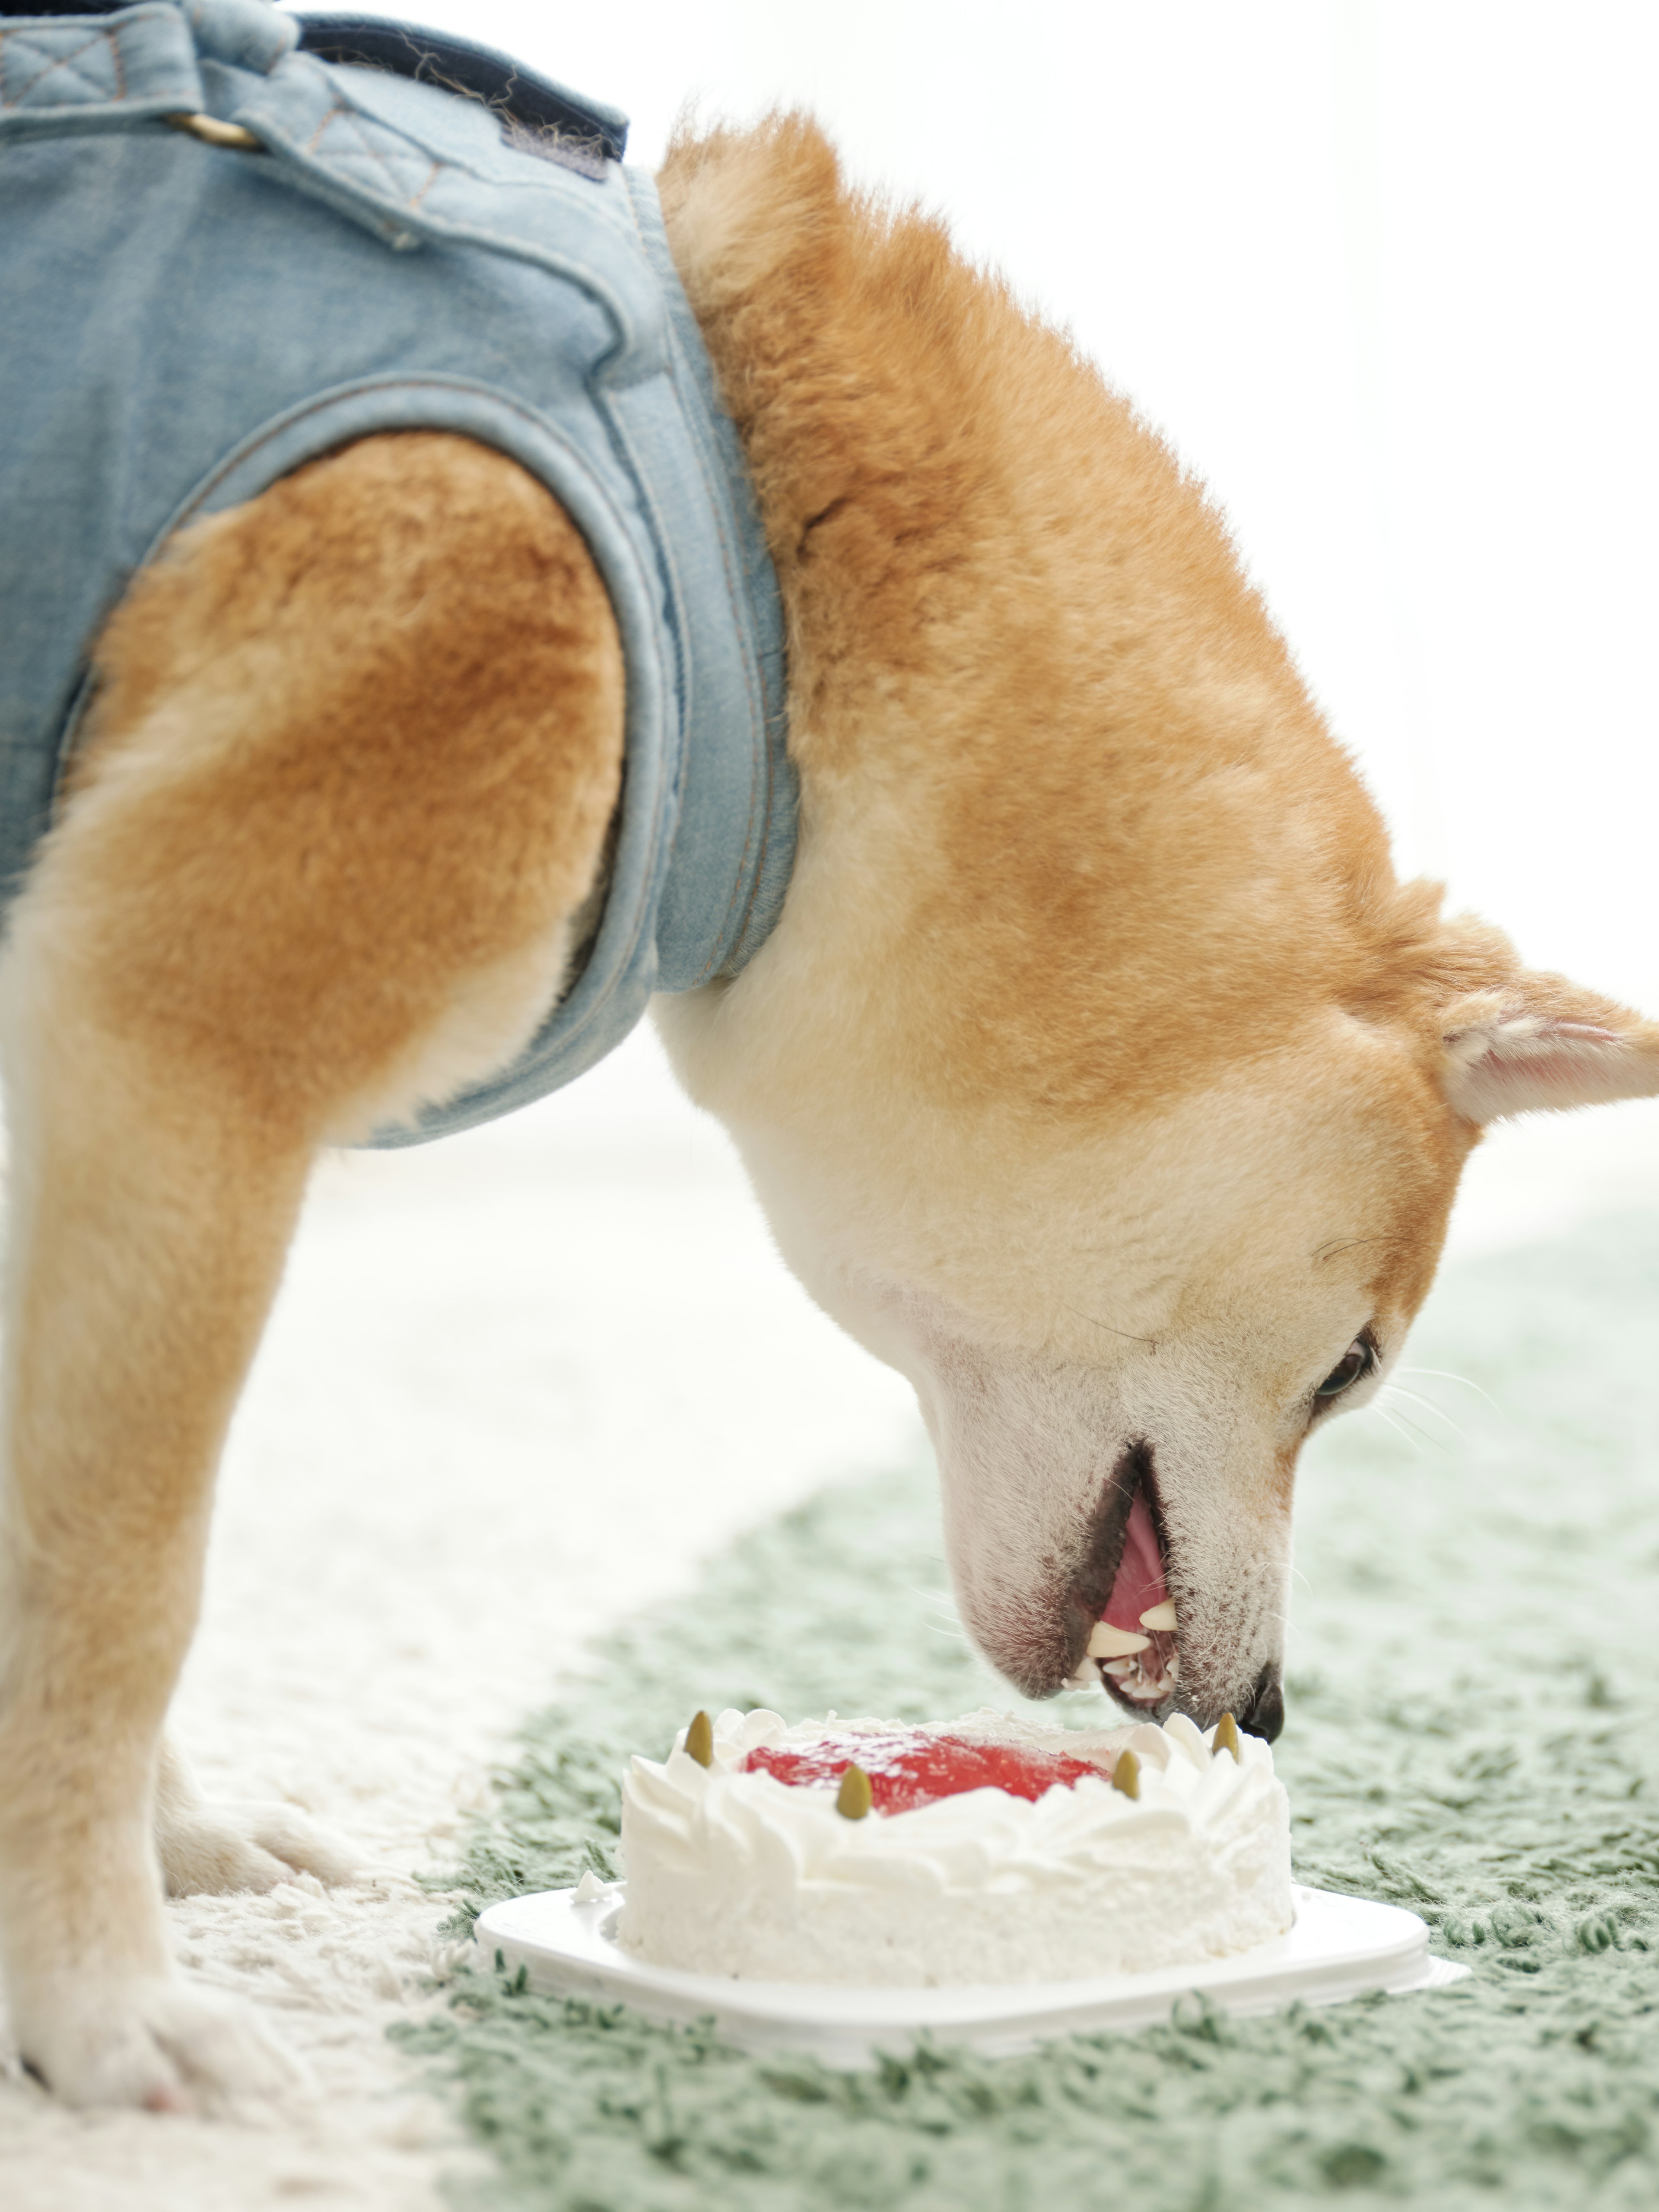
left=1237, top=1664, right=1284, bottom=1743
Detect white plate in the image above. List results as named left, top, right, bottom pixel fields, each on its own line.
left=474, top=1882, right=1470, bottom=2068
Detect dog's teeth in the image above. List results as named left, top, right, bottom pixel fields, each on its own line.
left=1088, top=1622, right=1151, bottom=1658
left=1138, top=1600, right=1178, bottom=1631
left=1102, top=1657, right=1138, bottom=1678
left=1166, top=1654, right=1181, bottom=1680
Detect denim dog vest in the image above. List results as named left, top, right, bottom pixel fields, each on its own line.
left=0, top=0, right=793, bottom=1145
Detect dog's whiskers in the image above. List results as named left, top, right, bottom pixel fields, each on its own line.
left=1378, top=1381, right=1466, bottom=1442
left=1369, top=1404, right=1427, bottom=1456
left=1062, top=1303, right=1157, bottom=1348
left=1395, top=1365, right=1506, bottom=1417
left=1376, top=1396, right=1452, bottom=1451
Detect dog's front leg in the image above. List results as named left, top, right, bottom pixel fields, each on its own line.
left=0, top=990, right=316, bottom=2108
left=0, top=430, right=625, bottom=2106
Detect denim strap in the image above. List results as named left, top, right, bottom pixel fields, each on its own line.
left=0, top=3, right=661, bottom=338
left=0, top=2, right=209, bottom=134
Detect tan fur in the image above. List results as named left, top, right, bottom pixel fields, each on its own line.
left=661, top=121, right=1446, bottom=1119
left=3, top=116, right=1656, bottom=2107
left=57, top=433, right=623, bottom=1140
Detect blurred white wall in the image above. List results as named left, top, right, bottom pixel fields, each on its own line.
left=293, top=0, right=1659, bottom=1010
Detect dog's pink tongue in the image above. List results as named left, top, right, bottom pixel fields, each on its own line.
left=1103, top=1491, right=1168, bottom=1629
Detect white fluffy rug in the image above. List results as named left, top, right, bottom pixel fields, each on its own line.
left=2, top=1028, right=1656, bottom=2209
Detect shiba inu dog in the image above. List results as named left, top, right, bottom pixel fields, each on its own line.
left=2, top=57, right=1656, bottom=2111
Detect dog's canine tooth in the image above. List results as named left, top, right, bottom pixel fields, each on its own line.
left=1088, top=1621, right=1151, bottom=1658
left=1138, top=1600, right=1178, bottom=1631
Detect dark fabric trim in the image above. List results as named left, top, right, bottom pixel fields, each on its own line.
left=294, top=13, right=627, bottom=159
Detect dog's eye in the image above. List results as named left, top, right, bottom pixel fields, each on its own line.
left=1315, top=1337, right=1375, bottom=1400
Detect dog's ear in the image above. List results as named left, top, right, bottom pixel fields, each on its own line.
left=1439, top=979, right=1659, bottom=1123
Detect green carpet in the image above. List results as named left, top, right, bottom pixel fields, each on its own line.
left=402, top=1212, right=1659, bottom=2209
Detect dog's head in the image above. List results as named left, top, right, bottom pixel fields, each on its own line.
left=668, top=966, right=1659, bottom=1738
left=658, top=112, right=1659, bottom=1735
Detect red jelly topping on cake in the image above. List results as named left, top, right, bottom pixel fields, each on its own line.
left=743, top=1729, right=1106, bottom=1814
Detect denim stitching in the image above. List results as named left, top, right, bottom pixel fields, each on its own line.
left=2, top=29, right=122, bottom=108
left=316, top=104, right=440, bottom=208
left=303, top=99, right=340, bottom=156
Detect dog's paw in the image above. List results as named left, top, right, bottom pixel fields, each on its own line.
left=158, top=1798, right=362, bottom=1897
left=20, top=1975, right=302, bottom=2111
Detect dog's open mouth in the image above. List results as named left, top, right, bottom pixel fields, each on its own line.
left=1076, top=1481, right=1178, bottom=1708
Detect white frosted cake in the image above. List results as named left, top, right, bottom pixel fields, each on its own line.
left=618, top=1706, right=1292, bottom=1986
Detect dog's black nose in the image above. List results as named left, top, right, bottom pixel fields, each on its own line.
left=1238, top=1664, right=1284, bottom=1742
